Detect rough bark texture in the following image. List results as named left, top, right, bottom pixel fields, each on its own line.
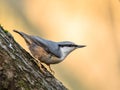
left=0, top=26, right=67, bottom=90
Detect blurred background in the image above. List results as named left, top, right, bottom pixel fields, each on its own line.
left=0, top=0, right=120, bottom=90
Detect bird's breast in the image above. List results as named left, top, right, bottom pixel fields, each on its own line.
left=29, top=43, right=63, bottom=64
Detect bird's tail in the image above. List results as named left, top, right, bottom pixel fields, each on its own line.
left=13, top=30, right=33, bottom=45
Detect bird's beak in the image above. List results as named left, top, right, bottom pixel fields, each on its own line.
left=77, top=45, right=86, bottom=48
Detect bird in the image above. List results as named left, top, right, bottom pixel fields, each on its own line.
left=13, top=30, right=86, bottom=74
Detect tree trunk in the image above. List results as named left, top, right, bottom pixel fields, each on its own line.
left=0, top=26, right=67, bottom=90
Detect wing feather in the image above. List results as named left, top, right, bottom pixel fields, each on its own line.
left=31, top=36, right=61, bottom=58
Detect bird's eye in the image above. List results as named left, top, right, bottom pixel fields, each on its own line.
left=68, top=45, right=73, bottom=47
left=59, top=45, right=64, bottom=47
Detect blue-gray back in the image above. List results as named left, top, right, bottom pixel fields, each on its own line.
left=31, top=36, right=61, bottom=58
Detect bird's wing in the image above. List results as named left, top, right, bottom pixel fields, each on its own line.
left=31, top=36, right=61, bottom=58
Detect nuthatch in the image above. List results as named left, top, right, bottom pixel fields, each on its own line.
left=13, top=30, right=86, bottom=73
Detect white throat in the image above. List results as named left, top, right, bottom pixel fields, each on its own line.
left=60, top=47, right=75, bottom=60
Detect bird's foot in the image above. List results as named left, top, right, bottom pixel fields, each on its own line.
left=48, top=65, right=55, bottom=75
left=34, top=59, right=46, bottom=74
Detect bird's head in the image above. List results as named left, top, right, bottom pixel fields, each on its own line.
left=58, top=41, right=86, bottom=59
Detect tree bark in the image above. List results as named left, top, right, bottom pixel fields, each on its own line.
left=0, top=26, right=67, bottom=90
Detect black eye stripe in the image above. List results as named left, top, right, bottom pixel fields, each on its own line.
left=59, top=44, right=77, bottom=47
